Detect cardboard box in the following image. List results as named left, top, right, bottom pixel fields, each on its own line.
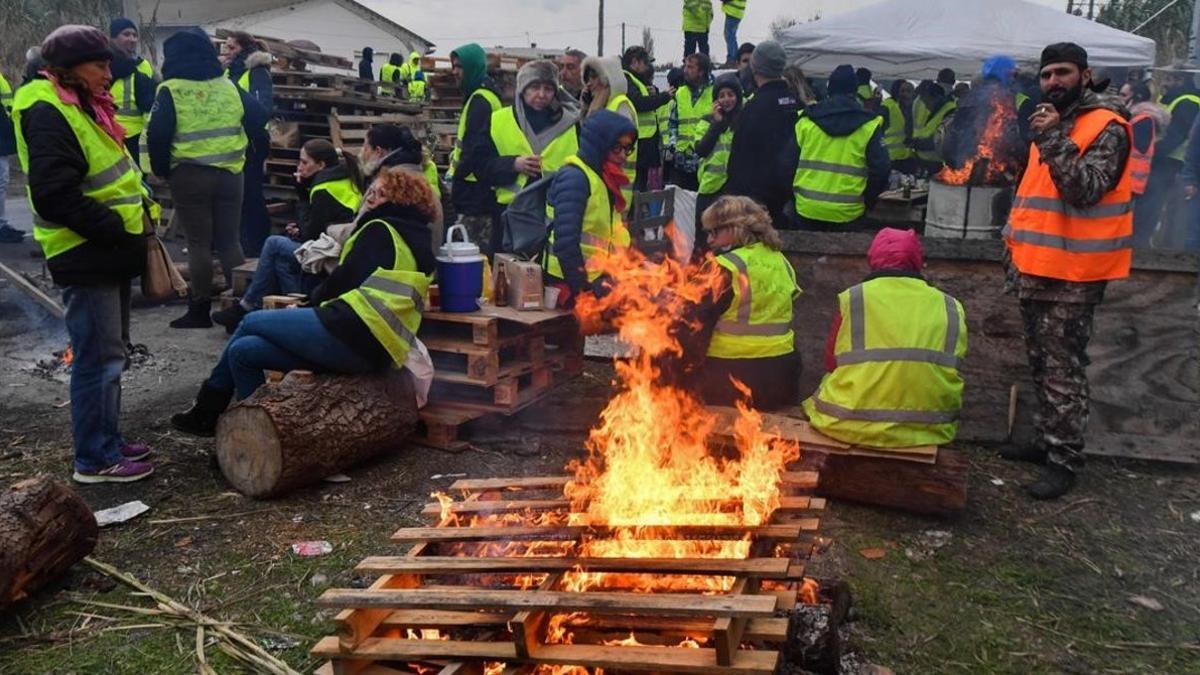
left=495, top=253, right=544, bottom=311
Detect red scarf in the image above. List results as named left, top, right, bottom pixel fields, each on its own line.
left=42, top=70, right=125, bottom=145
left=602, top=159, right=630, bottom=214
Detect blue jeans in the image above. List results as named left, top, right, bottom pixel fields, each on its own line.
left=243, top=235, right=303, bottom=308
left=724, top=16, right=741, bottom=64
left=63, top=284, right=128, bottom=471
left=207, top=308, right=378, bottom=399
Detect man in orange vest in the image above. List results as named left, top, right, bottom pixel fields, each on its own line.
left=1000, top=43, right=1133, bottom=500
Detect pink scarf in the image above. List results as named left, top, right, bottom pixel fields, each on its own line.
left=42, top=70, right=125, bottom=145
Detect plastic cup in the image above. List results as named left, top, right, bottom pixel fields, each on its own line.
left=543, top=286, right=561, bottom=310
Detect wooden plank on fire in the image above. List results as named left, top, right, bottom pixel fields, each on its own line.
left=713, top=577, right=760, bottom=666
left=313, top=635, right=517, bottom=660
left=377, top=609, right=513, bottom=628
left=567, top=615, right=788, bottom=642
left=389, top=523, right=814, bottom=544
left=530, top=643, right=779, bottom=674
left=316, top=588, right=779, bottom=618
left=448, top=476, right=572, bottom=491
left=422, top=495, right=823, bottom=517
left=356, top=556, right=793, bottom=578
left=0, top=261, right=65, bottom=319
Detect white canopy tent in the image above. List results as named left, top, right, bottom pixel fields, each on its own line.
left=777, top=0, right=1156, bottom=80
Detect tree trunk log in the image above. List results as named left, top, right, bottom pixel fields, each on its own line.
left=799, top=447, right=969, bottom=517
left=215, top=370, right=419, bottom=499
left=0, top=476, right=98, bottom=613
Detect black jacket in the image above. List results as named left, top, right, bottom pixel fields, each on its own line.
left=227, top=49, right=274, bottom=113
left=309, top=203, right=437, bottom=366
left=0, top=97, right=15, bottom=156
left=145, top=29, right=271, bottom=178
left=110, top=53, right=156, bottom=123
left=19, top=90, right=146, bottom=286
left=625, top=71, right=671, bottom=169
left=296, top=165, right=359, bottom=242
left=1159, top=86, right=1200, bottom=162
left=791, top=94, right=891, bottom=215
left=723, top=79, right=801, bottom=223
left=451, top=79, right=502, bottom=216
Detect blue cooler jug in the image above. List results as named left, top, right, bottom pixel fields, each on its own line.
left=437, top=224, right=485, bottom=313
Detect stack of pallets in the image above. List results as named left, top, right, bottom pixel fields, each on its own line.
left=312, top=470, right=827, bottom=674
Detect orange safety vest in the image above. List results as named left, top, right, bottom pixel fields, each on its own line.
left=1005, top=108, right=1133, bottom=283
left=1128, top=112, right=1155, bottom=195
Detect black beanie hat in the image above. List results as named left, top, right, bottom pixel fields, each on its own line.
left=109, top=17, right=137, bottom=38
left=42, top=25, right=112, bottom=69
left=1040, top=42, right=1088, bottom=71
left=828, top=64, right=857, bottom=96
left=937, top=68, right=956, bottom=85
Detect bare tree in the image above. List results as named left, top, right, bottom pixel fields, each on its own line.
left=642, top=26, right=654, bottom=61
left=0, top=0, right=121, bottom=77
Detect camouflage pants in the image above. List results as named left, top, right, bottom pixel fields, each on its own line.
left=456, top=213, right=495, bottom=258
left=1019, top=299, right=1096, bottom=470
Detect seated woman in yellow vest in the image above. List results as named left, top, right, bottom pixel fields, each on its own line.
left=581, top=56, right=638, bottom=206
left=478, top=60, right=580, bottom=217
left=693, top=74, right=743, bottom=257
left=170, top=167, right=438, bottom=436
left=688, top=196, right=801, bottom=411
left=358, top=123, right=446, bottom=248
left=543, top=110, right=637, bottom=309
left=212, top=138, right=364, bottom=332
left=804, top=228, right=968, bottom=448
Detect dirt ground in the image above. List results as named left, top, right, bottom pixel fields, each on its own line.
left=2, top=226, right=1200, bottom=674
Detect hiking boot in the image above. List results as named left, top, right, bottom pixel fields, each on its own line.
left=998, top=443, right=1047, bottom=465
left=119, top=442, right=153, bottom=461
left=170, top=298, right=213, bottom=329
left=1028, top=463, right=1077, bottom=500
left=0, top=224, right=26, bottom=243
left=73, top=459, right=154, bottom=484
left=170, top=383, right=233, bottom=437
left=211, top=302, right=248, bottom=334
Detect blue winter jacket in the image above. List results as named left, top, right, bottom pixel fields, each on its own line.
left=546, top=110, right=636, bottom=294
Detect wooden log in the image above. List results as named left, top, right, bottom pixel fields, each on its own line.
left=0, top=477, right=98, bottom=612
left=389, top=523, right=812, bottom=544
left=215, top=370, right=419, bottom=498
left=800, top=446, right=969, bottom=517
left=355, top=556, right=792, bottom=578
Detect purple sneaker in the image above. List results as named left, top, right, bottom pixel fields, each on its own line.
left=73, top=459, right=155, bottom=484
left=120, top=443, right=153, bottom=461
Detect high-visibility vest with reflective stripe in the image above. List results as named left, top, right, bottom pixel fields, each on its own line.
left=423, top=159, right=442, bottom=200
left=13, top=79, right=149, bottom=260
left=329, top=219, right=430, bottom=368
left=1163, top=94, right=1200, bottom=160
left=112, top=59, right=153, bottom=137
left=0, top=73, right=13, bottom=114
left=913, top=98, right=955, bottom=163
left=658, top=99, right=673, bottom=143
left=448, top=88, right=502, bottom=183
left=1016, top=92, right=1030, bottom=111
left=158, top=78, right=247, bottom=173
left=488, top=105, right=579, bottom=205
left=1128, top=112, right=1155, bottom=195
left=674, top=84, right=714, bottom=154
left=1005, top=108, right=1133, bottom=282
left=697, top=120, right=733, bottom=195
left=803, top=276, right=967, bottom=448
left=683, top=0, right=713, bottom=31
left=379, top=63, right=400, bottom=95
left=911, top=98, right=929, bottom=131
left=408, top=73, right=426, bottom=100
left=707, top=242, right=798, bottom=360
left=880, top=98, right=912, bottom=161
left=792, top=114, right=882, bottom=223
left=722, top=0, right=746, bottom=19
left=624, top=71, right=658, bottom=141
left=545, top=155, right=630, bottom=282
left=607, top=93, right=638, bottom=206
left=309, top=176, right=362, bottom=213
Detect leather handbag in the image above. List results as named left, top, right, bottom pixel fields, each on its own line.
left=141, top=215, right=187, bottom=300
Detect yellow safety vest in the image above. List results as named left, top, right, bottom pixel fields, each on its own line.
left=880, top=98, right=912, bottom=161
left=448, top=88, right=502, bottom=183
left=379, top=63, right=400, bottom=95
left=683, top=0, right=713, bottom=31
left=111, top=58, right=155, bottom=137
left=674, top=84, right=714, bottom=153
left=157, top=78, right=248, bottom=173
left=309, top=176, right=362, bottom=213
left=423, top=158, right=442, bottom=200
left=913, top=98, right=956, bottom=163
left=624, top=71, right=658, bottom=141
left=803, top=276, right=967, bottom=448
left=792, top=114, right=882, bottom=223
left=488, top=105, right=579, bottom=205
left=329, top=219, right=430, bottom=368
left=607, top=93, right=639, bottom=206
left=707, top=242, right=799, bottom=360
left=13, top=80, right=150, bottom=260
left=408, top=74, right=426, bottom=100
left=1163, top=94, right=1200, bottom=161
left=697, top=120, right=733, bottom=195
left=545, top=155, right=630, bottom=282
left=0, top=73, right=13, bottom=114
left=658, top=99, right=673, bottom=143
left=1015, top=92, right=1030, bottom=111
left=723, top=0, right=747, bottom=19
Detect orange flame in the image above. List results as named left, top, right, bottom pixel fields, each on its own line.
left=938, top=94, right=1016, bottom=186
left=61, top=345, right=74, bottom=366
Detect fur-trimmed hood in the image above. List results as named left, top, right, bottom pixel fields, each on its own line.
left=581, top=55, right=628, bottom=98
left=244, top=50, right=273, bottom=71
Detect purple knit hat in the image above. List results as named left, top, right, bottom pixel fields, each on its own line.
left=41, top=25, right=112, bottom=69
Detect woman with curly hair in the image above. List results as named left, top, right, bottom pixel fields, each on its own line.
left=170, top=167, right=439, bottom=436
left=690, top=195, right=801, bottom=411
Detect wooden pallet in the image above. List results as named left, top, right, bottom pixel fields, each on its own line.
left=230, top=259, right=259, bottom=296
left=313, top=471, right=825, bottom=674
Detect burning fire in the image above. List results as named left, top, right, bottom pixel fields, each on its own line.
left=60, top=345, right=74, bottom=366
left=428, top=245, right=802, bottom=672
left=938, top=93, right=1016, bottom=186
